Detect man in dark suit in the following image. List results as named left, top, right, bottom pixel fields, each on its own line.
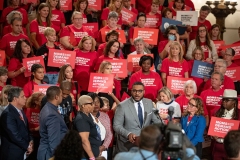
left=37, top=86, right=68, bottom=160
left=0, top=87, right=33, bottom=160
left=113, top=81, right=161, bottom=153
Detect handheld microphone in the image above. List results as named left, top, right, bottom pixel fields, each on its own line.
left=152, top=108, right=164, bottom=124
left=168, top=106, right=174, bottom=121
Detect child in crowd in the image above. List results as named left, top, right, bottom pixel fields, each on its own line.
left=156, top=87, right=181, bottom=124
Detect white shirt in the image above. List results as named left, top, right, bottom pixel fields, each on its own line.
left=132, top=98, right=145, bottom=120
left=223, top=108, right=235, bottom=119
left=130, top=51, right=148, bottom=55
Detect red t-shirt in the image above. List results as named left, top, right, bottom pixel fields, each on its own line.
left=0, top=33, right=29, bottom=57
left=185, top=0, right=195, bottom=11
left=8, top=58, right=30, bottom=87
left=24, top=108, right=40, bottom=129
left=71, top=81, right=81, bottom=105
left=97, top=42, right=106, bottom=57
left=200, top=41, right=211, bottom=60
left=161, top=58, right=189, bottom=77
left=94, top=55, right=120, bottom=71
left=158, top=40, right=169, bottom=54
left=145, top=5, right=163, bottom=14
left=100, top=8, right=123, bottom=26
left=128, top=70, right=163, bottom=101
left=73, top=49, right=98, bottom=91
left=203, top=75, right=235, bottom=91
left=30, top=20, right=49, bottom=47
left=97, top=25, right=112, bottom=43
left=128, top=26, right=136, bottom=52
left=23, top=81, right=39, bottom=98
left=145, top=12, right=162, bottom=29
left=3, top=25, right=27, bottom=36
left=190, top=19, right=211, bottom=40
left=200, top=88, right=224, bottom=116
left=0, top=86, right=3, bottom=93
left=136, top=0, right=151, bottom=13
left=175, top=95, right=207, bottom=115
left=60, top=24, right=93, bottom=47
left=0, top=7, right=28, bottom=27
left=51, top=9, right=66, bottom=32
left=227, top=63, right=239, bottom=68
left=233, top=41, right=240, bottom=66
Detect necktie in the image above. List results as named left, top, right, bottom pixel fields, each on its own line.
left=138, top=102, right=143, bottom=127
left=19, top=110, right=26, bottom=125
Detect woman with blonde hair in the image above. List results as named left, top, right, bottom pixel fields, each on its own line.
left=24, top=92, right=45, bottom=160
left=0, top=85, right=12, bottom=115
left=74, top=36, right=97, bottom=95
left=160, top=41, right=189, bottom=86
left=181, top=97, right=206, bottom=158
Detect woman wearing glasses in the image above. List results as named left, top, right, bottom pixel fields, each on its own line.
left=180, top=97, right=206, bottom=158
left=60, top=11, right=93, bottom=50
left=186, top=25, right=218, bottom=63
left=223, top=48, right=239, bottom=68
left=74, top=95, right=102, bottom=159
left=211, top=89, right=240, bottom=160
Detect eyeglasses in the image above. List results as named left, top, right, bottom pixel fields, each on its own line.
left=222, top=98, right=234, bottom=102
left=188, top=102, right=196, bottom=108
left=84, top=102, right=94, bottom=106
left=132, top=89, right=144, bottom=94
left=214, top=65, right=224, bottom=68
left=199, top=29, right=206, bottom=33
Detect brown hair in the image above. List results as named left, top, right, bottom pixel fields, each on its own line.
left=215, top=99, right=239, bottom=120
left=98, top=61, right=112, bottom=74
left=0, top=85, right=12, bottom=106
left=37, top=3, right=52, bottom=27
left=46, top=0, right=61, bottom=10
left=162, top=8, right=172, bottom=18
left=185, top=97, right=204, bottom=116
left=78, top=36, right=96, bottom=52
left=195, top=25, right=213, bottom=51
left=109, top=0, right=123, bottom=15
left=173, top=0, right=185, bottom=10
left=192, top=47, right=204, bottom=60
left=75, top=0, right=89, bottom=15
left=103, top=39, right=120, bottom=58
left=152, top=0, right=160, bottom=5
left=57, top=64, right=72, bottom=84
left=105, top=30, right=119, bottom=42
left=26, top=92, right=44, bottom=108
left=168, top=41, right=184, bottom=63
left=210, top=24, right=221, bottom=41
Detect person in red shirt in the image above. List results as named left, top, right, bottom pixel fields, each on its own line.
left=7, top=39, right=33, bottom=88
left=24, top=91, right=45, bottom=160
left=30, top=3, right=52, bottom=50
left=190, top=5, right=211, bottom=40
left=0, top=67, right=8, bottom=92
left=46, top=0, right=66, bottom=33
left=200, top=72, right=225, bottom=126
left=23, top=64, right=45, bottom=98
left=233, top=27, right=240, bottom=66
left=122, top=0, right=138, bottom=27
left=0, top=17, right=29, bottom=63
left=75, top=0, right=94, bottom=23
left=60, top=11, right=93, bottom=50
left=0, top=0, right=28, bottom=36
left=209, top=24, right=222, bottom=41
left=223, top=48, right=239, bottom=68
left=145, top=0, right=162, bottom=29
left=73, top=36, right=98, bottom=95
left=101, top=0, right=123, bottom=28
left=203, top=59, right=235, bottom=91
left=170, top=0, right=187, bottom=19
left=160, top=41, right=189, bottom=86
left=58, top=64, right=80, bottom=109
left=186, top=25, right=218, bottom=63
left=128, top=55, right=163, bottom=102
left=3, top=10, right=27, bottom=36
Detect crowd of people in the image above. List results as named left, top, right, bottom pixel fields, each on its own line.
left=0, top=0, right=240, bottom=160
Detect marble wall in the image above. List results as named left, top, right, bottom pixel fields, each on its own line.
left=192, top=0, right=240, bottom=44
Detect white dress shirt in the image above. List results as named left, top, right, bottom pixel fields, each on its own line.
left=132, top=98, right=145, bottom=120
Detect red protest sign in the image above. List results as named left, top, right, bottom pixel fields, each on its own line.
left=82, top=23, right=98, bottom=38
left=101, top=29, right=126, bottom=43
left=208, top=117, right=240, bottom=138
left=121, top=8, right=137, bottom=25
left=225, top=66, right=240, bottom=81
left=221, top=43, right=240, bottom=60
left=48, top=49, right=76, bottom=69
left=0, top=51, right=6, bottom=66
left=34, top=85, right=53, bottom=95
left=213, top=41, right=225, bottom=56
left=127, top=54, right=154, bottom=72
left=88, top=0, right=101, bottom=10
left=144, top=15, right=160, bottom=28
left=121, top=92, right=130, bottom=102
left=88, top=73, right=114, bottom=93
left=108, top=59, right=127, bottom=78
left=133, top=28, right=159, bottom=45
left=60, top=0, right=72, bottom=10
left=22, top=56, right=45, bottom=77
left=167, top=76, right=193, bottom=94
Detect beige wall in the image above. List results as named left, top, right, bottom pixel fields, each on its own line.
left=192, top=0, right=240, bottom=44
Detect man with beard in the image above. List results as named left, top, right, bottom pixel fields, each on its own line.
left=113, top=82, right=161, bottom=153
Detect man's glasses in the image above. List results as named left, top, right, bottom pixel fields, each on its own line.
left=132, top=90, right=144, bottom=94
left=188, top=102, right=196, bottom=108
left=222, top=98, right=234, bottom=102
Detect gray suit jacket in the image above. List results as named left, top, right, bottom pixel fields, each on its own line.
left=113, top=97, right=161, bottom=152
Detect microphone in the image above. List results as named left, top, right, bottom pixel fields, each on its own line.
left=152, top=108, right=164, bottom=124
left=168, top=106, right=174, bottom=121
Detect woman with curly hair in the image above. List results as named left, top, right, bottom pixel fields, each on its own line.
left=180, top=97, right=206, bottom=158
left=50, top=130, right=84, bottom=160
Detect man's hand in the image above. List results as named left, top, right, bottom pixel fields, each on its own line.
left=26, top=141, right=34, bottom=155
left=128, top=133, right=136, bottom=143
left=99, top=145, right=106, bottom=156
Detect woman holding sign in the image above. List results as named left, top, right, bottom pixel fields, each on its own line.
left=74, top=36, right=98, bottom=95
left=211, top=89, right=239, bottom=160
left=128, top=55, right=163, bottom=102
left=186, top=25, right=218, bottom=63
left=7, top=39, right=33, bottom=88
left=160, top=41, right=189, bottom=86
left=23, top=64, right=45, bottom=98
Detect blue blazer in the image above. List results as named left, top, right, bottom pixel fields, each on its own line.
left=0, top=104, right=32, bottom=160
left=37, top=102, right=68, bottom=160
left=181, top=115, right=206, bottom=146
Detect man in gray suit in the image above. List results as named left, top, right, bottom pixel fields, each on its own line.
left=113, top=81, right=161, bottom=153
